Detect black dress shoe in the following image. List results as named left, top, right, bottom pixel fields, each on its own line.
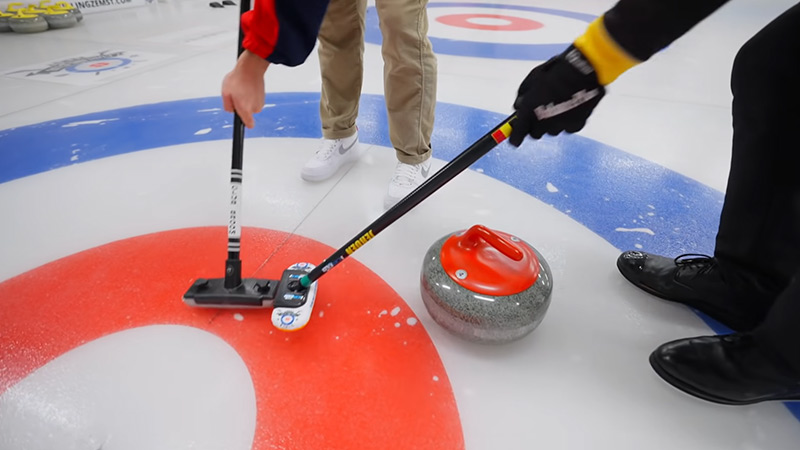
left=650, top=333, right=800, bottom=405
left=617, top=251, right=772, bottom=331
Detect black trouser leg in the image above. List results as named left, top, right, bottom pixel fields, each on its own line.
left=754, top=264, right=800, bottom=370
left=714, top=2, right=800, bottom=300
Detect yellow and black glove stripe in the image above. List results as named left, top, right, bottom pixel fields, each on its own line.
left=573, top=16, right=640, bottom=86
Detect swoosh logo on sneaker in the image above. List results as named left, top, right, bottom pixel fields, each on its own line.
left=421, top=164, right=430, bottom=178
left=338, top=139, right=357, bottom=155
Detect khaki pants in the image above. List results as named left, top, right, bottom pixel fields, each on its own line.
left=317, top=0, right=437, bottom=164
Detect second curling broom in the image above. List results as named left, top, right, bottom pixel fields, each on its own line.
left=289, top=115, right=518, bottom=292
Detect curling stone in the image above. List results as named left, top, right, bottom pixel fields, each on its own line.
left=0, top=12, right=13, bottom=32
left=420, top=224, right=553, bottom=344
left=9, top=11, right=48, bottom=33
left=42, top=6, right=78, bottom=28
left=37, top=1, right=76, bottom=27
left=53, top=1, right=82, bottom=22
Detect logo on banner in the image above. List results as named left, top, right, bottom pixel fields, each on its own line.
left=70, top=0, right=149, bottom=13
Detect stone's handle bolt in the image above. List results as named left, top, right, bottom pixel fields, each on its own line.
left=460, top=225, right=523, bottom=261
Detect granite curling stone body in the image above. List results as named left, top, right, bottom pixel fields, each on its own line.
left=54, top=1, right=83, bottom=21
left=420, top=225, right=553, bottom=344
left=0, top=12, right=13, bottom=31
left=42, top=7, right=78, bottom=28
left=41, top=1, right=83, bottom=22
left=9, top=11, right=48, bottom=33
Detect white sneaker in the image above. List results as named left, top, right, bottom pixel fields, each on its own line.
left=384, top=159, right=432, bottom=210
left=301, top=131, right=363, bottom=182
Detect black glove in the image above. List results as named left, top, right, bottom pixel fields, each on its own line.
left=509, top=45, right=605, bottom=147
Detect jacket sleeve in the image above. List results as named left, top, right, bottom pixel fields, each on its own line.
left=241, top=0, right=330, bottom=67
left=572, top=0, right=731, bottom=85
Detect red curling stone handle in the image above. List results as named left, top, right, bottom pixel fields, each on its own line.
left=439, top=225, right=540, bottom=296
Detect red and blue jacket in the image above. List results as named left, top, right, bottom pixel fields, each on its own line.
left=242, top=0, right=331, bottom=66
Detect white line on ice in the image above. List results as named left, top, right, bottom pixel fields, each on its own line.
left=61, top=118, right=119, bottom=127
left=615, top=227, right=655, bottom=236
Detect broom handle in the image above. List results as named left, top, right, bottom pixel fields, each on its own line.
left=223, top=0, right=252, bottom=288
left=299, top=114, right=517, bottom=288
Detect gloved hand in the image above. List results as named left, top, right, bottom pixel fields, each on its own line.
left=509, top=45, right=605, bottom=146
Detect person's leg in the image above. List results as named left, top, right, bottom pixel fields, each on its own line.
left=649, top=267, right=800, bottom=405
left=376, top=0, right=437, bottom=208
left=318, top=0, right=367, bottom=139
left=616, top=2, right=800, bottom=331
left=752, top=193, right=800, bottom=372
left=302, top=0, right=369, bottom=182
left=713, top=1, right=800, bottom=296
left=645, top=3, right=800, bottom=405
left=375, top=0, right=437, bottom=165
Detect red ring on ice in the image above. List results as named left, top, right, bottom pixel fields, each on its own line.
left=435, top=13, right=543, bottom=31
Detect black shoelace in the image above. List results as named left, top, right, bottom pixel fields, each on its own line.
left=674, top=253, right=717, bottom=277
